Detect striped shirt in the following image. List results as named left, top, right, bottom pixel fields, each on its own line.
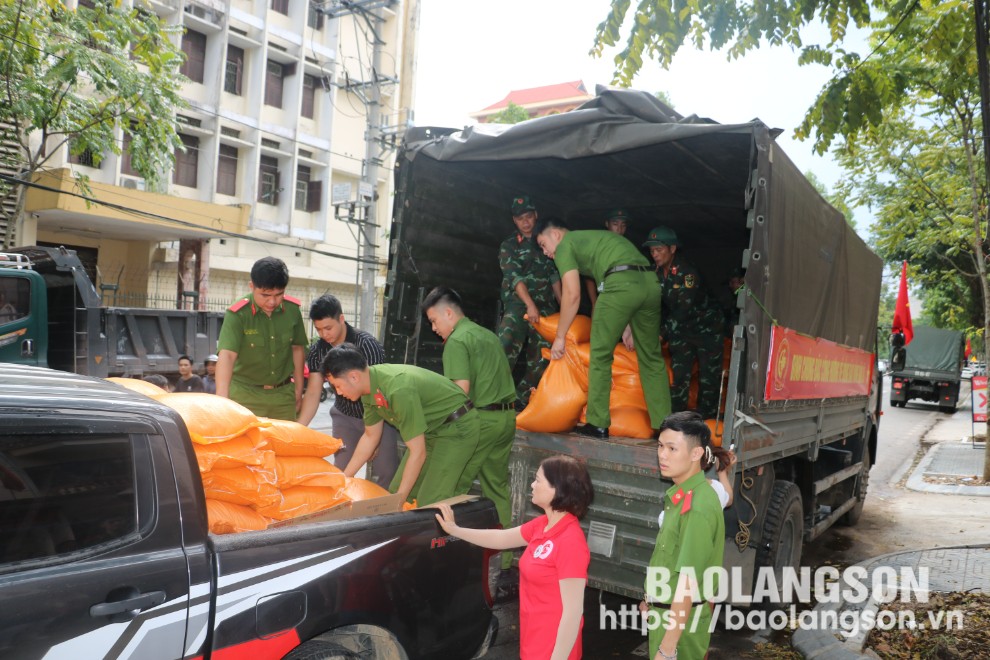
left=306, top=323, right=386, bottom=419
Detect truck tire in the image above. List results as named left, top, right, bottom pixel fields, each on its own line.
left=755, top=481, right=803, bottom=603
left=283, top=641, right=360, bottom=660
left=841, top=450, right=870, bottom=526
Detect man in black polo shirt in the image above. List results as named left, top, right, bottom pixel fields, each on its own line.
left=298, top=294, right=399, bottom=486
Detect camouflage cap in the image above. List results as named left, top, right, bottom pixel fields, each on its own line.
left=606, top=208, right=631, bottom=223
left=511, top=195, right=536, bottom=215
left=643, top=225, right=680, bottom=247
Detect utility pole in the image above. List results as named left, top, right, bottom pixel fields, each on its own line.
left=319, top=0, right=399, bottom=334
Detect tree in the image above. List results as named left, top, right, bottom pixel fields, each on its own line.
left=0, top=0, right=186, bottom=248
left=488, top=102, right=531, bottom=125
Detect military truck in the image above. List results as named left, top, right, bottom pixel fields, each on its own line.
left=380, top=88, right=883, bottom=601
left=0, top=245, right=222, bottom=378
left=889, top=326, right=966, bottom=413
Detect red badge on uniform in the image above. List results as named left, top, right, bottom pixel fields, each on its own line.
left=671, top=266, right=679, bottom=276
left=671, top=488, right=693, bottom=515
left=374, top=390, right=388, bottom=408
left=517, top=233, right=524, bottom=244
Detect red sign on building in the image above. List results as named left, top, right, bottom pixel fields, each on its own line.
left=765, top=325, right=875, bottom=401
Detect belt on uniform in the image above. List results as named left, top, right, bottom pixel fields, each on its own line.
left=444, top=401, right=475, bottom=424
left=604, top=264, right=653, bottom=278
left=255, top=376, right=293, bottom=390
left=477, top=401, right=515, bottom=412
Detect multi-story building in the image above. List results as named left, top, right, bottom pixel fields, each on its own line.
left=17, top=0, right=410, bottom=331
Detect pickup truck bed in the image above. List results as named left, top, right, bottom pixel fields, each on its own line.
left=0, top=365, right=498, bottom=660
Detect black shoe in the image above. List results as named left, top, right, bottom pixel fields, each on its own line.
left=573, top=423, right=609, bottom=440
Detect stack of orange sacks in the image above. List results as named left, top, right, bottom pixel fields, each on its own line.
left=106, top=381, right=392, bottom=533
left=515, top=315, right=723, bottom=443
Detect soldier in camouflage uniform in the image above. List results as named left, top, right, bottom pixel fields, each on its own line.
left=645, top=226, right=724, bottom=418
left=498, top=195, right=561, bottom=408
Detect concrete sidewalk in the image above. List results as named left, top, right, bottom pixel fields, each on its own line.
left=905, top=396, right=990, bottom=496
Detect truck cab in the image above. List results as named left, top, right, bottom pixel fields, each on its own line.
left=0, top=252, right=48, bottom=367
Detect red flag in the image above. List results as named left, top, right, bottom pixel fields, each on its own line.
left=966, top=337, right=972, bottom=359
left=892, top=261, right=914, bottom=345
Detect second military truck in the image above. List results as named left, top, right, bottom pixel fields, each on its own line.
left=889, top=326, right=966, bottom=412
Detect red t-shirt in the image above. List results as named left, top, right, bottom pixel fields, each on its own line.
left=518, top=513, right=590, bottom=659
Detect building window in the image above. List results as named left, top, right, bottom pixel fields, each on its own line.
left=301, top=74, right=317, bottom=119
left=295, top=166, right=322, bottom=212
left=271, top=0, right=289, bottom=15
left=307, top=1, right=324, bottom=29
left=179, top=29, right=206, bottom=84
left=120, top=127, right=137, bottom=176
left=265, top=60, right=284, bottom=108
left=224, top=45, right=244, bottom=95
left=217, top=144, right=238, bottom=196
left=259, top=156, right=279, bottom=205
left=68, top=146, right=99, bottom=168
left=173, top=134, right=199, bottom=188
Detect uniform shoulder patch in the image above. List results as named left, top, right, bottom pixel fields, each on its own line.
left=284, top=295, right=302, bottom=306
left=228, top=298, right=250, bottom=312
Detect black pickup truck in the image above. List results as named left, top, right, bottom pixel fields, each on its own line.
left=0, top=365, right=498, bottom=660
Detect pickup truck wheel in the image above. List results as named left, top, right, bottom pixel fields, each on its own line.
left=841, top=450, right=870, bottom=526
left=755, top=481, right=803, bottom=604
left=283, top=641, right=360, bottom=660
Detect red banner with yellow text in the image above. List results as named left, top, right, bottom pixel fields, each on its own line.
left=765, top=325, right=875, bottom=400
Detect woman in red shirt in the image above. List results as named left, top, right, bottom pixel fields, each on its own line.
left=435, top=455, right=593, bottom=659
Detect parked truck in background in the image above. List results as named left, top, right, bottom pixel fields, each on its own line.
left=381, top=88, right=883, bottom=600
left=0, top=364, right=499, bottom=659
left=0, top=245, right=222, bottom=378
left=889, top=326, right=966, bottom=413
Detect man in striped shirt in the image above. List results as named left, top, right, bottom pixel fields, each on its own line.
left=298, top=294, right=399, bottom=486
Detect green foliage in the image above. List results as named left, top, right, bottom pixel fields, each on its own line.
left=592, top=0, right=874, bottom=86
left=0, top=0, right=186, bottom=240
left=488, top=102, right=531, bottom=125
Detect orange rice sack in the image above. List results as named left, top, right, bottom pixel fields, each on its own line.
left=275, top=456, right=346, bottom=488
left=107, top=377, right=168, bottom=397
left=529, top=313, right=593, bottom=345
left=516, top=351, right=587, bottom=433
left=206, top=499, right=269, bottom=534
left=705, top=419, right=724, bottom=448
left=193, top=436, right=269, bottom=472
left=341, top=477, right=390, bottom=501
left=202, top=457, right=280, bottom=508
left=256, top=486, right=348, bottom=521
left=611, top=373, right=649, bottom=410
left=608, top=406, right=654, bottom=439
left=402, top=501, right=417, bottom=511
left=157, top=393, right=270, bottom=444
left=260, top=418, right=343, bottom=457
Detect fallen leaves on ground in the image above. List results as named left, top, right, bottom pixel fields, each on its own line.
left=866, top=591, right=990, bottom=659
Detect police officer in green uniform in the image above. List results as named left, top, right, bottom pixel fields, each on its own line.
left=323, top=345, right=481, bottom=506
left=645, top=226, right=724, bottom=418
left=644, top=411, right=725, bottom=660
left=422, top=286, right=516, bottom=568
left=216, top=256, right=308, bottom=420
left=498, top=195, right=562, bottom=409
left=534, top=216, right=672, bottom=439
